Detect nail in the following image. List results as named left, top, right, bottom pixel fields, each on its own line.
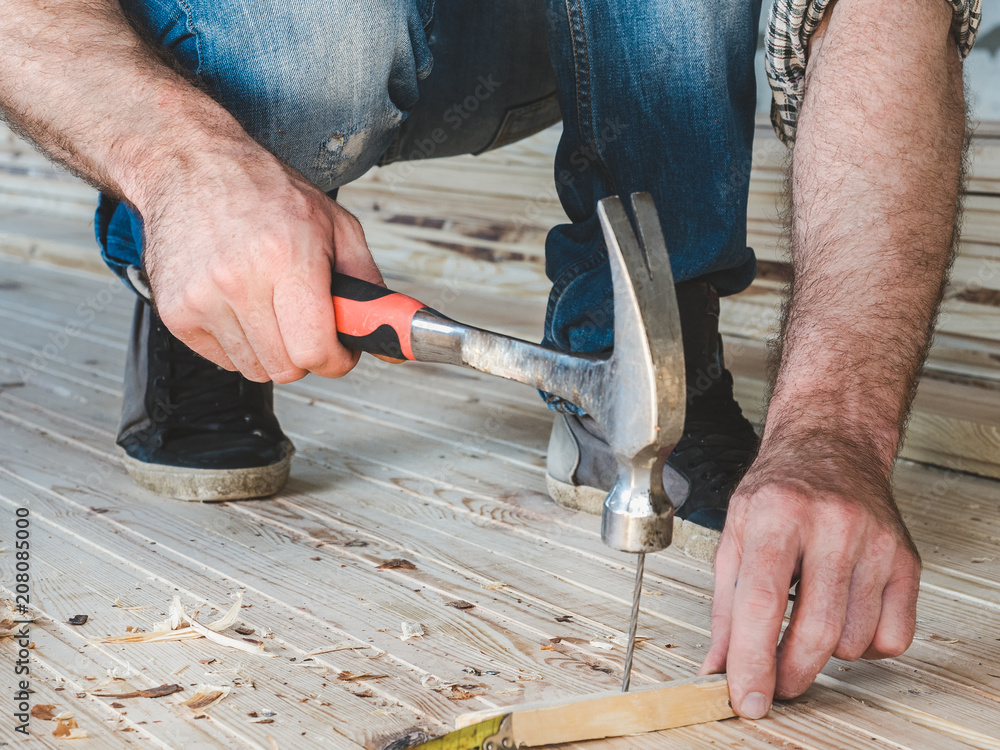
left=741, top=692, right=770, bottom=719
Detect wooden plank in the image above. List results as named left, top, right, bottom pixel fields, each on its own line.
left=454, top=674, right=734, bottom=744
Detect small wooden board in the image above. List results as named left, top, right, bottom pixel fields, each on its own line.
left=456, top=674, right=735, bottom=746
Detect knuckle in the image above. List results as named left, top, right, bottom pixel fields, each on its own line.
left=207, top=262, right=241, bottom=296
left=795, top=619, right=844, bottom=655
left=289, top=346, right=331, bottom=373
left=270, top=370, right=305, bottom=385
left=740, top=586, right=786, bottom=623
left=833, top=639, right=867, bottom=662
left=870, top=630, right=913, bottom=659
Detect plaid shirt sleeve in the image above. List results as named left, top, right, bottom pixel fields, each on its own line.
left=766, top=0, right=982, bottom=147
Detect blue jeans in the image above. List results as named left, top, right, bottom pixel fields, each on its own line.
left=99, top=0, right=761, bottom=380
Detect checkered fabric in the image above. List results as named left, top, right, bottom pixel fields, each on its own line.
left=766, top=0, right=981, bottom=146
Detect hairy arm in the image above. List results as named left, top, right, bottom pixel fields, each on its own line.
left=701, top=0, right=966, bottom=717
left=0, top=0, right=380, bottom=382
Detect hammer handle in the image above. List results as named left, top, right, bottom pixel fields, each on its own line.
left=331, top=273, right=428, bottom=360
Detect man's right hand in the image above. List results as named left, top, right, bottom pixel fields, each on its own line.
left=0, top=3, right=385, bottom=385
left=141, top=144, right=383, bottom=384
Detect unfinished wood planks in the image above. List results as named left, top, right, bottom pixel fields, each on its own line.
left=0, top=257, right=998, bottom=750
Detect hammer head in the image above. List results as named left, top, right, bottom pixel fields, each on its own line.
left=590, top=193, right=685, bottom=554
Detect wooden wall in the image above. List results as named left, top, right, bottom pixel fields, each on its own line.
left=1, top=118, right=997, bottom=479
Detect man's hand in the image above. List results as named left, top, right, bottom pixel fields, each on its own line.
left=699, top=0, right=965, bottom=717
left=0, top=1, right=383, bottom=384
left=143, top=143, right=382, bottom=384
left=700, top=431, right=921, bottom=718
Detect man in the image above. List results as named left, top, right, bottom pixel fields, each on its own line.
left=0, top=0, right=974, bottom=721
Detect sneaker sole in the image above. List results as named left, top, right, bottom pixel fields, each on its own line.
left=121, top=450, right=293, bottom=502
left=545, top=473, right=721, bottom=563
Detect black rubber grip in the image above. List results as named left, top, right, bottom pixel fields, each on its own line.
left=331, top=272, right=394, bottom=302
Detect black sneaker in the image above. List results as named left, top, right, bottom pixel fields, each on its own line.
left=117, top=298, right=294, bottom=501
left=544, top=281, right=758, bottom=561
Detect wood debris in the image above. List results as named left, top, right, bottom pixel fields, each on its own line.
left=30, top=704, right=57, bottom=721
left=400, top=622, right=424, bottom=641
left=337, top=671, right=390, bottom=682
left=102, top=594, right=271, bottom=655
left=376, top=558, right=417, bottom=570
left=446, top=685, right=486, bottom=701
left=306, top=642, right=371, bottom=656
left=928, top=634, right=960, bottom=644
left=95, top=683, right=183, bottom=699
left=609, top=635, right=648, bottom=649
left=445, top=600, right=475, bottom=610
left=179, top=685, right=231, bottom=711
left=53, top=717, right=88, bottom=740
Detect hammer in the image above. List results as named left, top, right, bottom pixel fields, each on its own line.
left=331, top=193, right=686, bottom=690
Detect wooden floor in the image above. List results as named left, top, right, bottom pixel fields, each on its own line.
left=0, top=255, right=998, bottom=749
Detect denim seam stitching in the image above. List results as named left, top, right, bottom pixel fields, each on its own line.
left=177, top=0, right=204, bottom=76
left=568, top=0, right=614, bottom=191
left=543, top=245, right=609, bottom=333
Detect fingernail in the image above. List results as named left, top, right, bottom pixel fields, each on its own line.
left=741, top=692, right=770, bottom=719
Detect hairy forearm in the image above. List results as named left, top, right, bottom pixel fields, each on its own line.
left=766, top=0, right=965, bottom=469
left=0, top=0, right=251, bottom=210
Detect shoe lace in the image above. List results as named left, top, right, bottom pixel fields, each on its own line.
left=154, top=335, right=255, bottom=433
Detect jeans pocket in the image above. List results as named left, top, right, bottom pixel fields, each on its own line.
left=477, top=92, right=562, bottom=154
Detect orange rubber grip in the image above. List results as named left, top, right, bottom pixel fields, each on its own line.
left=331, top=273, right=427, bottom=360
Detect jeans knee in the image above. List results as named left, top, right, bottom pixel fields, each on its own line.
left=124, top=0, right=430, bottom=189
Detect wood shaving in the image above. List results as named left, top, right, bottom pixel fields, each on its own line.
left=445, top=600, right=475, bottom=610
left=336, top=671, right=389, bottom=682
left=179, top=685, right=231, bottom=711
left=446, top=685, right=485, bottom=701
left=928, top=634, right=960, bottom=644
left=306, top=642, right=371, bottom=656
left=609, top=635, right=649, bottom=648
left=30, top=704, right=56, bottom=721
left=481, top=582, right=507, bottom=591
left=53, top=718, right=88, bottom=739
left=95, top=684, right=183, bottom=699
left=103, top=595, right=271, bottom=656
left=376, top=558, right=417, bottom=570
left=400, top=622, right=424, bottom=641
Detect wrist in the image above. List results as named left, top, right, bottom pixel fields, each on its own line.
left=110, top=83, right=262, bottom=212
